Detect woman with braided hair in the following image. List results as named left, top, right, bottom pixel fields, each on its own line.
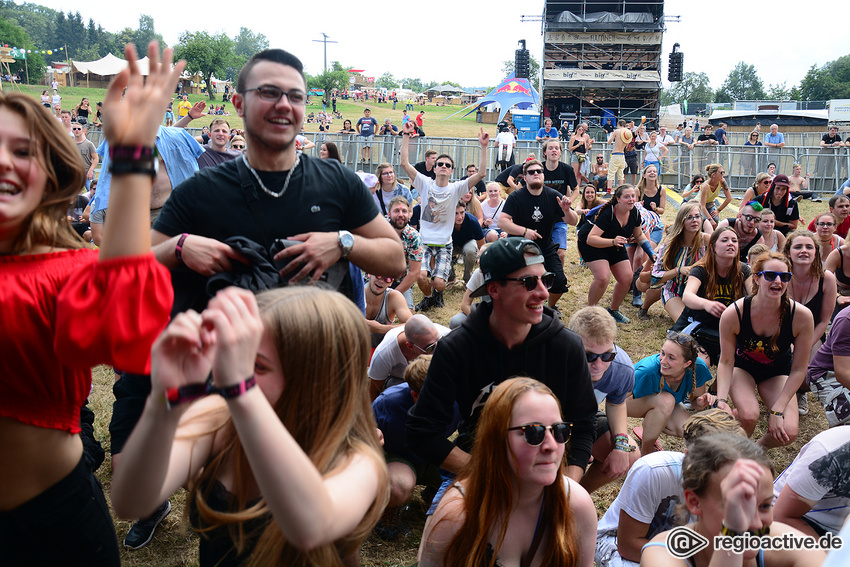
left=716, top=252, right=814, bottom=448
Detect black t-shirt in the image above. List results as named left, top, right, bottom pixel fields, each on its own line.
left=543, top=162, right=577, bottom=197
left=697, top=133, right=718, bottom=143
left=502, top=186, right=564, bottom=250
left=414, top=161, right=436, bottom=180
left=452, top=212, right=485, bottom=248
left=761, top=196, right=800, bottom=235
left=823, top=133, right=843, bottom=145
left=494, top=164, right=524, bottom=186
left=578, top=204, right=640, bottom=241
left=153, top=155, right=379, bottom=314
left=686, top=263, right=751, bottom=329
left=410, top=204, right=421, bottom=231
left=461, top=175, right=487, bottom=195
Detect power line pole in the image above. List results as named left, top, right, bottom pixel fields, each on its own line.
left=312, top=33, right=337, bottom=73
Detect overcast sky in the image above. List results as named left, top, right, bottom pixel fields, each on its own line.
left=28, top=0, right=848, bottom=91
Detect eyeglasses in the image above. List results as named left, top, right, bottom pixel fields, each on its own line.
left=586, top=347, right=617, bottom=363
left=758, top=270, right=793, bottom=282
left=741, top=214, right=761, bottom=222
left=685, top=214, right=702, bottom=221
left=436, top=161, right=453, bottom=169
left=525, top=169, right=545, bottom=176
left=413, top=339, right=439, bottom=354
left=501, top=272, right=555, bottom=291
left=380, top=171, right=395, bottom=176
left=816, top=222, right=835, bottom=228
left=666, top=331, right=695, bottom=346
left=508, top=422, right=572, bottom=446
left=241, top=85, right=307, bottom=106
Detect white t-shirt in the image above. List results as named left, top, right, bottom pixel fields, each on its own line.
left=413, top=172, right=469, bottom=246
left=659, top=134, right=675, bottom=145
left=774, top=426, right=850, bottom=534
left=481, top=198, right=505, bottom=225
left=368, top=324, right=451, bottom=383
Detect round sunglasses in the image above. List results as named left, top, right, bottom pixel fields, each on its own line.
left=508, top=421, right=572, bottom=446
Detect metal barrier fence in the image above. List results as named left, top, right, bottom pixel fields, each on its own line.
left=86, top=129, right=850, bottom=195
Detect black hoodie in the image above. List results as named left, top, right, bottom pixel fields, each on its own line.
left=406, top=301, right=597, bottom=470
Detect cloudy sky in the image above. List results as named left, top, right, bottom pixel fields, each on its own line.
left=28, top=0, right=847, bottom=91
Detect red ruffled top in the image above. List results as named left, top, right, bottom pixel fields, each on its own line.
left=0, top=249, right=173, bottom=434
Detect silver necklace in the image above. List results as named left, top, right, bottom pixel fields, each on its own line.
left=242, top=152, right=300, bottom=198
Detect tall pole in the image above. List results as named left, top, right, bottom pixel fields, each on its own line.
left=312, top=33, right=337, bottom=73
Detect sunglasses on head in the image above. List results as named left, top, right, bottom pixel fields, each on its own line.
left=758, top=270, right=793, bottom=283
left=586, top=348, right=617, bottom=363
left=508, top=422, right=572, bottom=446
left=436, top=161, right=453, bottom=169
left=666, top=331, right=695, bottom=346
left=502, top=272, right=555, bottom=291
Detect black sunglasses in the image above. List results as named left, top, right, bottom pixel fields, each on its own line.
left=666, top=331, right=695, bottom=346
left=436, top=161, right=453, bottom=169
left=586, top=348, right=617, bottom=363
left=502, top=272, right=555, bottom=291
left=525, top=169, right=545, bottom=175
left=758, top=270, right=793, bottom=283
left=508, top=422, right=572, bottom=446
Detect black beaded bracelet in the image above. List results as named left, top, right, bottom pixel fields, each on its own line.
left=164, top=375, right=257, bottom=410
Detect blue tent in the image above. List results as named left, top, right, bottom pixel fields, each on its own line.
left=443, top=74, right=539, bottom=123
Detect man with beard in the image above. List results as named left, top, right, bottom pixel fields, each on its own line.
left=716, top=201, right=765, bottom=262
left=498, top=159, right=577, bottom=317
left=196, top=118, right=241, bottom=169
left=365, top=273, right=413, bottom=348
left=388, top=196, right=424, bottom=310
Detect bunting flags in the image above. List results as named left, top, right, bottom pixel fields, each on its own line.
left=1, top=44, right=66, bottom=58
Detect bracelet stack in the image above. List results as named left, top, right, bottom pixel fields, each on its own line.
left=613, top=433, right=634, bottom=452
left=109, top=145, right=159, bottom=178
left=164, top=375, right=257, bottom=410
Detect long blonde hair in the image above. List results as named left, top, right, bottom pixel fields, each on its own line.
left=187, top=287, right=388, bottom=567
left=661, top=202, right=703, bottom=271
left=1, top=92, right=86, bottom=253
left=442, top=378, right=580, bottom=567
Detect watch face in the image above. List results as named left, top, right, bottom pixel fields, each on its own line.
left=340, top=231, right=354, bottom=248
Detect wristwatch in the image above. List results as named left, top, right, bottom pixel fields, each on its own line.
left=338, top=230, right=354, bottom=259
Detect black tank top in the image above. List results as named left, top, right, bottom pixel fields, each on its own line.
left=642, top=191, right=661, bottom=211
left=734, top=296, right=796, bottom=364
left=837, top=251, right=850, bottom=286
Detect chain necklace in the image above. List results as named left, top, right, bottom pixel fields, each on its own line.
left=242, top=152, right=300, bottom=198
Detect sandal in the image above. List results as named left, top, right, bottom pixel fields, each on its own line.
left=632, top=426, right=664, bottom=452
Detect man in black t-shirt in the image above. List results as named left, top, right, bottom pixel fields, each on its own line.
left=821, top=126, right=843, bottom=148
left=413, top=149, right=437, bottom=180
left=696, top=124, right=719, bottom=146
left=461, top=164, right=487, bottom=197
left=494, top=163, right=525, bottom=194
left=498, top=160, right=577, bottom=315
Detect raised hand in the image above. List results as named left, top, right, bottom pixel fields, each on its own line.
left=201, top=287, right=264, bottom=389
left=150, top=310, right=213, bottom=393
left=103, top=42, right=186, bottom=148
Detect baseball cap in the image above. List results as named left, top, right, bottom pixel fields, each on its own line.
left=470, top=237, right=544, bottom=298
left=772, top=174, right=791, bottom=187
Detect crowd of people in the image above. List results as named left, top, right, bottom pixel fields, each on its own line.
left=8, top=40, right=850, bottom=567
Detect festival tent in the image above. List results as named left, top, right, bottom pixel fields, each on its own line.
left=443, top=74, right=539, bottom=123
left=72, top=53, right=152, bottom=76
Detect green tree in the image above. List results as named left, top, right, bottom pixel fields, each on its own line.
left=715, top=62, right=766, bottom=102
left=501, top=53, right=541, bottom=91
left=799, top=55, right=850, bottom=101
left=399, top=77, right=425, bottom=92
left=376, top=72, right=398, bottom=89
left=135, top=15, right=165, bottom=50
left=0, top=1, right=58, bottom=48
left=0, top=19, right=46, bottom=82
left=307, top=61, right=349, bottom=94
left=225, top=27, right=269, bottom=82
left=767, top=82, right=793, bottom=100
left=174, top=31, right=234, bottom=100
left=662, top=71, right=713, bottom=105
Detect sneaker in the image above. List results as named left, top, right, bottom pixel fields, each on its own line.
left=632, top=291, right=644, bottom=307
left=123, top=500, right=171, bottom=550
left=607, top=308, right=630, bottom=324
left=813, top=198, right=822, bottom=203
left=415, top=295, right=434, bottom=312
left=798, top=392, right=809, bottom=416
left=637, top=308, right=650, bottom=321
left=434, top=290, right=445, bottom=308
left=374, top=506, right=400, bottom=541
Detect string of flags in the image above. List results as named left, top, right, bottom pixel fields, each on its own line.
left=1, top=45, right=66, bottom=59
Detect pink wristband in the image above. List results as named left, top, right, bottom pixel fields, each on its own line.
left=175, top=233, right=189, bottom=263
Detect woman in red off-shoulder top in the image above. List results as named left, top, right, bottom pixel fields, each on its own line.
left=0, top=43, right=180, bottom=565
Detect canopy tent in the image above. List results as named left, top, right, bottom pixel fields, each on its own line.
left=443, top=74, right=539, bottom=123
left=72, top=53, right=152, bottom=76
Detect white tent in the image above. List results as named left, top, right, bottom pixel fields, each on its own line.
left=72, top=53, right=153, bottom=76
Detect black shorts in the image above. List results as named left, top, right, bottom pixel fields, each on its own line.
left=735, top=353, right=793, bottom=384
left=625, top=154, right=639, bottom=175
left=542, top=242, right=569, bottom=293
left=109, top=371, right=152, bottom=455
left=0, top=456, right=120, bottom=566
left=594, top=409, right=609, bottom=439
left=577, top=237, right=629, bottom=266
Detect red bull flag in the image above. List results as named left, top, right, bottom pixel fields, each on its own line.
left=442, top=73, right=540, bottom=123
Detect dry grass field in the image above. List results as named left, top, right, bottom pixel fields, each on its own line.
left=84, top=197, right=832, bottom=567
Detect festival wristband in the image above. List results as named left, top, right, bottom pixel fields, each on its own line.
left=720, top=521, right=745, bottom=537
left=208, top=376, right=258, bottom=399
left=164, top=375, right=257, bottom=410
left=770, top=410, right=784, bottom=418
left=175, top=233, right=189, bottom=263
